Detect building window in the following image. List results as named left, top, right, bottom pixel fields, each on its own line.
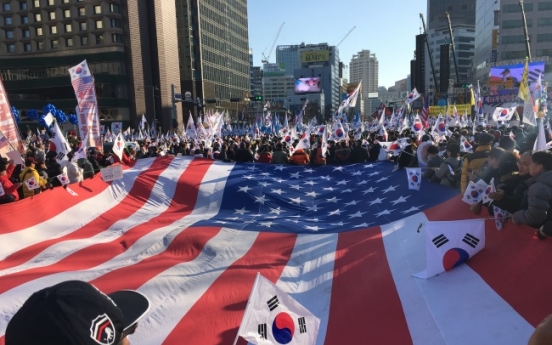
left=6, top=43, right=15, bottom=52
left=112, top=33, right=122, bottom=42
left=501, top=50, right=526, bottom=59
left=94, top=5, right=101, bottom=14
left=36, top=27, right=43, bottom=35
left=537, top=33, right=552, bottom=42
left=95, top=19, right=102, bottom=29
left=537, top=48, right=552, bottom=56
left=80, top=35, right=88, bottom=45
left=538, top=18, right=552, bottom=26
left=21, top=16, right=28, bottom=24
left=63, top=9, right=71, bottom=18
left=34, top=13, right=41, bottom=22
left=5, top=30, right=14, bottom=39
left=95, top=34, right=103, bottom=44
left=48, top=0, right=54, bottom=5
left=65, top=23, right=71, bottom=32
left=37, top=41, right=44, bottom=50
left=3, top=3, right=11, bottom=11
left=49, top=12, right=55, bottom=20
left=78, top=7, right=85, bottom=16
left=111, top=18, right=121, bottom=28
left=110, top=3, right=120, bottom=13
left=23, top=42, right=31, bottom=51
left=33, top=0, right=40, bottom=8
left=503, top=19, right=532, bottom=28
left=50, top=25, right=57, bottom=34
left=502, top=34, right=528, bottom=44
left=51, top=39, right=58, bottom=48
left=62, top=0, right=69, bottom=3
left=539, top=2, right=552, bottom=10
left=66, top=37, right=73, bottom=47
left=503, top=3, right=533, bottom=12
left=20, top=2, right=28, bottom=10
left=23, top=29, right=30, bottom=37
left=4, top=16, right=11, bottom=25
left=79, top=22, right=87, bottom=31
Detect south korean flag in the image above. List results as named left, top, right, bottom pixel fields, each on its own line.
left=462, top=180, right=488, bottom=205
left=24, top=176, right=41, bottom=191
left=236, top=273, right=320, bottom=345
left=406, top=167, right=422, bottom=191
left=414, top=219, right=486, bottom=279
left=482, top=178, right=496, bottom=205
left=493, top=206, right=511, bottom=230
left=56, top=173, right=70, bottom=186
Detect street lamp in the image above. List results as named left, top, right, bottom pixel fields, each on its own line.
left=137, top=86, right=158, bottom=129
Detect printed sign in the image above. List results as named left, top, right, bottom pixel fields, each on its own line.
left=100, top=165, right=123, bottom=182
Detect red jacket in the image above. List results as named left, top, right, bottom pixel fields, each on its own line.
left=0, top=164, right=19, bottom=201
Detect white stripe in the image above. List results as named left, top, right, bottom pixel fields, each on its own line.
left=381, top=213, right=534, bottom=345
left=0, top=160, right=236, bottom=337
left=274, top=233, right=338, bottom=345
left=0, top=158, right=155, bottom=261
left=0, top=157, right=189, bottom=277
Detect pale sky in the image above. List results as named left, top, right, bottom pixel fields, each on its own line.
left=247, top=0, right=427, bottom=89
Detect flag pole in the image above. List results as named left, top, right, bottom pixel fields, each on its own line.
left=232, top=272, right=262, bottom=345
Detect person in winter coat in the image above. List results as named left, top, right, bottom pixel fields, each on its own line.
left=0, top=160, right=20, bottom=203
left=19, top=157, right=47, bottom=199
left=512, top=151, right=552, bottom=229
left=66, top=152, right=84, bottom=184
left=289, top=149, right=310, bottom=165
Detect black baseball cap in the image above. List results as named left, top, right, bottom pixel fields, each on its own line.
left=5, top=280, right=150, bottom=345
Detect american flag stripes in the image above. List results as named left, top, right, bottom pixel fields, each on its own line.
left=0, top=157, right=548, bottom=345
left=421, top=94, right=430, bottom=128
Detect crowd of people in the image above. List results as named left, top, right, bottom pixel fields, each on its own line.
left=3, top=122, right=552, bottom=242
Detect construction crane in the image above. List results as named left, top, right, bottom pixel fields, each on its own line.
left=445, top=12, right=460, bottom=83
left=261, top=22, right=285, bottom=64
left=336, top=26, right=356, bottom=47
left=420, top=13, right=439, bottom=101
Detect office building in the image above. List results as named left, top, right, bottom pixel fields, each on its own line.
left=275, top=45, right=301, bottom=76
left=176, top=0, right=250, bottom=120
left=349, top=49, right=378, bottom=116
left=0, top=0, right=183, bottom=131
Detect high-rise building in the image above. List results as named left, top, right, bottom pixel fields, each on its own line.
left=0, top=0, right=251, bottom=131
left=349, top=49, right=378, bottom=116
left=0, top=0, right=183, bottom=131
left=472, top=0, right=501, bottom=83
left=424, top=0, right=476, bottom=101
left=275, top=45, right=301, bottom=76
left=176, top=0, right=250, bottom=120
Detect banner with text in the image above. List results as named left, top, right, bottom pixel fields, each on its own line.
left=0, top=77, right=24, bottom=155
left=428, top=104, right=471, bottom=117
left=68, top=60, right=101, bottom=148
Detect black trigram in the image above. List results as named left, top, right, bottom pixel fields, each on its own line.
left=462, top=233, right=480, bottom=248
left=56, top=152, right=65, bottom=161
left=432, top=234, right=449, bottom=248
left=298, top=317, right=307, bottom=333
left=258, top=323, right=267, bottom=339
left=267, top=295, right=279, bottom=311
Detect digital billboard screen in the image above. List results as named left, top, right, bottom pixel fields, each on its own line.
left=294, top=77, right=321, bottom=94
left=488, top=61, right=545, bottom=87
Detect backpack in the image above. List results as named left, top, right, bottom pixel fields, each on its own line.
left=445, top=161, right=463, bottom=188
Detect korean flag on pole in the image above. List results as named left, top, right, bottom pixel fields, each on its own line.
left=112, top=132, right=126, bottom=161
left=482, top=178, right=495, bottom=205
left=462, top=180, right=488, bottom=205
left=413, top=219, right=485, bottom=279
left=235, top=273, right=320, bottom=345
left=406, top=167, right=422, bottom=191
left=56, top=172, right=70, bottom=186
left=493, top=206, right=511, bottom=230
left=24, top=176, right=41, bottom=191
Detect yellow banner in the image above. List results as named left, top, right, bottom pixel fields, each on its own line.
left=428, top=104, right=471, bottom=117
left=301, top=50, right=329, bottom=63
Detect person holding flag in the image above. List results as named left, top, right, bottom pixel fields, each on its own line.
left=19, top=157, right=47, bottom=199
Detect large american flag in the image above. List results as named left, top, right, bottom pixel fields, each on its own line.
left=0, top=157, right=548, bottom=344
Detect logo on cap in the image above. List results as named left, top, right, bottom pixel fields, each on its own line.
left=90, top=314, right=116, bottom=345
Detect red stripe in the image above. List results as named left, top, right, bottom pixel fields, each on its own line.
left=162, top=232, right=297, bottom=345
left=0, top=158, right=195, bottom=292
left=89, top=226, right=221, bottom=290
left=325, top=227, right=413, bottom=345
left=0, top=169, right=110, bottom=234
left=425, top=196, right=552, bottom=327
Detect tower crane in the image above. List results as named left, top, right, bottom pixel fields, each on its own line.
left=336, top=26, right=356, bottom=47
left=420, top=13, right=439, bottom=102
left=261, top=22, right=285, bottom=64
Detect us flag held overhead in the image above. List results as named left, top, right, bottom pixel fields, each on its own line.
left=0, top=157, right=550, bottom=345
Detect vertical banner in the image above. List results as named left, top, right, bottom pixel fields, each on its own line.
left=0, top=78, right=25, bottom=155
left=68, top=60, right=101, bottom=148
